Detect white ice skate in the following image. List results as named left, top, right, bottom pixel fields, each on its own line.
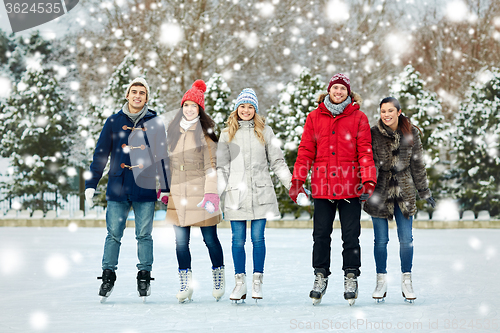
left=212, top=266, right=225, bottom=301
left=252, top=273, right=263, bottom=302
left=176, top=269, right=193, bottom=303
left=229, top=273, right=246, bottom=303
left=309, top=270, right=328, bottom=306
left=344, top=272, right=358, bottom=306
left=372, top=273, right=387, bottom=303
left=401, top=272, right=416, bottom=303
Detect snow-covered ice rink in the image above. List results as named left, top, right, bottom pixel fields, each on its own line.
left=1, top=226, right=499, bottom=332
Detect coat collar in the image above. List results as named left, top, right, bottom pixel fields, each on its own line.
left=117, top=109, right=157, bottom=123
left=377, top=119, right=399, bottom=139
left=318, top=102, right=358, bottom=118
left=238, top=119, right=255, bottom=128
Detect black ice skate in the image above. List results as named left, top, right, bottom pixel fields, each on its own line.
left=309, top=268, right=328, bottom=306
left=344, top=270, right=358, bottom=306
left=98, top=269, right=116, bottom=303
left=137, top=270, right=154, bottom=302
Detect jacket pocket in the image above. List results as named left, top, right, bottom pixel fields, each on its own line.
left=255, top=181, right=275, bottom=205
left=109, top=167, right=124, bottom=177
left=224, top=188, right=241, bottom=210
left=311, top=162, right=328, bottom=195
left=340, top=161, right=360, bottom=195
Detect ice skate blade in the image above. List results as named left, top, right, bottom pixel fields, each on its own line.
left=99, top=296, right=108, bottom=303
left=348, top=299, right=356, bottom=306
left=374, top=298, right=385, bottom=303
left=230, top=298, right=246, bottom=304
left=312, top=298, right=322, bottom=306
left=178, top=298, right=193, bottom=304
left=141, top=296, right=147, bottom=303
left=402, top=292, right=416, bottom=303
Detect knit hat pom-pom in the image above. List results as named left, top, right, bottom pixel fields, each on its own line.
left=192, top=79, right=206, bottom=93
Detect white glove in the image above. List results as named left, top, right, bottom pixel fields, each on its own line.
left=297, top=187, right=311, bottom=206
left=85, top=188, right=95, bottom=208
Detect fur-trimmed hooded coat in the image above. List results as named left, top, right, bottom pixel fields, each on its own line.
left=363, top=120, right=431, bottom=220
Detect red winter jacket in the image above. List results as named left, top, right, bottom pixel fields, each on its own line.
left=292, top=99, right=376, bottom=200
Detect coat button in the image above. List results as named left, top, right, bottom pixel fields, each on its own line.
left=332, top=173, right=336, bottom=177
left=333, top=193, right=336, bottom=196
left=332, top=131, right=335, bottom=134
left=332, top=152, right=335, bottom=155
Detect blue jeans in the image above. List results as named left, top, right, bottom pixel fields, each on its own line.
left=231, top=219, right=266, bottom=274
left=173, top=225, right=224, bottom=270
left=371, top=204, right=414, bottom=274
left=102, top=200, right=155, bottom=272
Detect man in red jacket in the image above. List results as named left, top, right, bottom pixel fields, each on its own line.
left=289, top=73, right=376, bottom=305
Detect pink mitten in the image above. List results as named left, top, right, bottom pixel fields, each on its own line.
left=197, top=193, right=220, bottom=213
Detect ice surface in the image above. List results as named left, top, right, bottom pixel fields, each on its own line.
left=0, top=227, right=499, bottom=332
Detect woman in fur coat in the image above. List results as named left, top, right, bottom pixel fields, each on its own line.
left=364, top=96, right=436, bottom=303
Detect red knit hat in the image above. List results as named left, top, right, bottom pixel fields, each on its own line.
left=181, top=80, right=207, bottom=111
left=327, top=73, right=351, bottom=95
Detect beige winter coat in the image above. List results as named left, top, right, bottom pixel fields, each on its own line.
left=217, top=120, right=292, bottom=221
left=166, top=124, right=221, bottom=227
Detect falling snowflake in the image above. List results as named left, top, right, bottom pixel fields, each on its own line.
left=30, top=311, right=49, bottom=330
left=0, top=76, right=12, bottom=98
left=445, top=0, right=468, bottom=22
left=326, top=0, right=350, bottom=22
left=45, top=254, right=69, bottom=279
left=160, top=23, right=183, bottom=46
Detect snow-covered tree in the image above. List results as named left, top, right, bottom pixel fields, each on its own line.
left=3, top=31, right=52, bottom=83
left=403, top=0, right=500, bottom=112
left=390, top=65, right=446, bottom=155
left=267, top=68, right=325, bottom=217
left=75, top=0, right=401, bottom=116
left=205, top=73, right=232, bottom=136
left=450, top=67, right=500, bottom=217
left=0, top=68, right=76, bottom=211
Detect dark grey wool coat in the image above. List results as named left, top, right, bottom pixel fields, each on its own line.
left=364, top=120, right=432, bottom=220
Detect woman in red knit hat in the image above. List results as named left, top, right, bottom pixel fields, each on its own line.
left=289, top=73, right=377, bottom=306
left=165, top=80, right=225, bottom=303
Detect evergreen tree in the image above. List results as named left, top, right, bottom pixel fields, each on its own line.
left=451, top=67, right=500, bottom=217
left=5, top=31, right=52, bottom=82
left=389, top=64, right=446, bottom=160
left=204, top=73, right=232, bottom=136
left=0, top=68, right=76, bottom=211
left=0, top=30, right=14, bottom=67
left=267, top=68, right=325, bottom=218
left=389, top=65, right=449, bottom=210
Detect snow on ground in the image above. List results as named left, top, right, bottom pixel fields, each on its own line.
left=0, top=227, right=499, bottom=333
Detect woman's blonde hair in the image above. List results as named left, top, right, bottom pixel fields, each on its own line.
left=224, top=110, right=266, bottom=144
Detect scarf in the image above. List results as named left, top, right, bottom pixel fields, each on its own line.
left=238, top=119, right=255, bottom=128
left=324, top=95, right=352, bottom=116
left=122, top=102, right=148, bottom=126
left=180, top=116, right=200, bottom=131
